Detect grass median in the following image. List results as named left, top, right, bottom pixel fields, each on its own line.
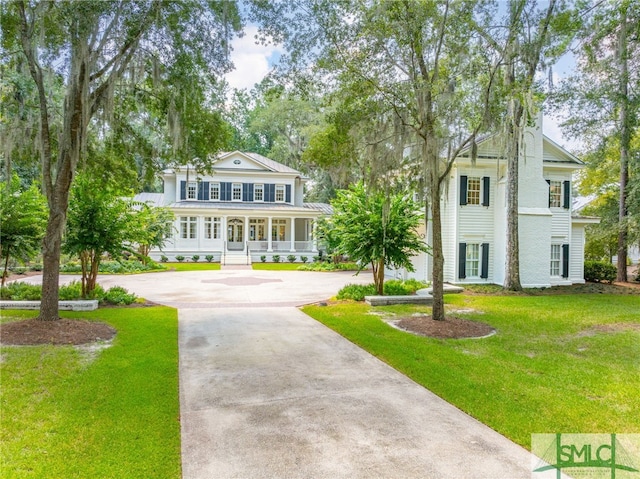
left=302, top=293, right=640, bottom=448
left=0, top=306, right=180, bottom=478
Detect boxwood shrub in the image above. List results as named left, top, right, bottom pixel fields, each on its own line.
left=584, top=260, right=617, bottom=283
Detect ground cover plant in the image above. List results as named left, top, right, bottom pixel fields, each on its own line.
left=0, top=307, right=180, bottom=478
left=302, top=292, right=640, bottom=448
left=252, top=263, right=301, bottom=271
left=337, top=279, right=428, bottom=300
left=60, top=259, right=165, bottom=274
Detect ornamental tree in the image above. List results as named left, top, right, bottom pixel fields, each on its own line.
left=63, top=175, right=134, bottom=297
left=330, top=182, right=429, bottom=295
left=0, top=175, right=47, bottom=286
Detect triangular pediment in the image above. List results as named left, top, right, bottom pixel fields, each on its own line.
left=213, top=151, right=271, bottom=171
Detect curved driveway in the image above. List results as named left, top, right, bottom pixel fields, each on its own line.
left=31, top=269, right=537, bottom=478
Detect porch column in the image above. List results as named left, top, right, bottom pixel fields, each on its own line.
left=221, top=216, right=227, bottom=250
left=312, top=219, right=318, bottom=252
left=267, top=216, right=273, bottom=252
left=290, top=217, right=296, bottom=252
left=244, top=215, right=250, bottom=253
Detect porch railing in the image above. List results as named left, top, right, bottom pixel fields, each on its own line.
left=247, top=240, right=315, bottom=252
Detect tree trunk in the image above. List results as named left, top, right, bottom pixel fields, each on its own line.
left=504, top=111, right=522, bottom=291
left=372, top=257, right=385, bottom=295
left=430, top=176, right=445, bottom=321
left=2, top=248, right=10, bottom=287
left=39, top=208, right=67, bottom=320
left=88, top=252, right=99, bottom=295
left=616, top=5, right=629, bottom=283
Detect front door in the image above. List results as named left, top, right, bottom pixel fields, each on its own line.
left=227, top=218, right=244, bottom=250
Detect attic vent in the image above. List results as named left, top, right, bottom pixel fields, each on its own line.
left=233, top=159, right=241, bottom=165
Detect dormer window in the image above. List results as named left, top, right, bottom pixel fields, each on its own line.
left=187, top=181, right=197, bottom=200
left=275, top=185, right=285, bottom=202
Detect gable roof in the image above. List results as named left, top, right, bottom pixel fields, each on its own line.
left=168, top=151, right=302, bottom=176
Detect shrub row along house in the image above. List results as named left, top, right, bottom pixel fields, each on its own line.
left=134, top=151, right=329, bottom=265
left=137, top=117, right=597, bottom=284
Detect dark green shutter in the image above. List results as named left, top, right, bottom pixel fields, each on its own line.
left=247, top=183, right=254, bottom=202
left=460, top=176, right=468, bottom=206
left=180, top=181, right=186, bottom=200
left=458, top=243, right=467, bottom=279
left=562, top=244, right=569, bottom=278
left=563, top=180, right=571, bottom=209
left=481, top=243, right=489, bottom=279
left=482, top=177, right=490, bottom=206
left=546, top=179, right=551, bottom=207
left=285, top=185, right=291, bottom=203
left=203, top=181, right=210, bottom=201
left=197, top=182, right=204, bottom=200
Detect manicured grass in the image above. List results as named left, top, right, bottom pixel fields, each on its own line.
left=252, top=263, right=302, bottom=270
left=302, top=294, right=640, bottom=448
left=0, top=307, right=180, bottom=478
left=165, top=262, right=221, bottom=271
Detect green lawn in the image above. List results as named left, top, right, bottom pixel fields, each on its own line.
left=165, top=262, right=221, bottom=271
left=302, top=293, right=640, bottom=448
left=0, top=307, right=180, bottom=478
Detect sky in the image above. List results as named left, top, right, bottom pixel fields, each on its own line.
left=224, top=25, right=581, bottom=152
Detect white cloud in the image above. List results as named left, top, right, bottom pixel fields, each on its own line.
left=225, top=26, right=281, bottom=91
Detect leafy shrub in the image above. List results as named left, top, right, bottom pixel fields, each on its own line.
left=260, top=255, right=267, bottom=263
left=336, top=283, right=376, bottom=301
left=191, top=255, right=200, bottom=263
left=58, top=281, right=105, bottom=300
left=0, top=282, right=42, bottom=300
left=60, top=261, right=82, bottom=273
left=287, top=255, right=296, bottom=263
left=298, top=262, right=360, bottom=272
left=205, top=255, right=214, bottom=263
left=272, top=255, right=280, bottom=263
left=160, top=255, right=169, bottom=263
left=300, top=256, right=308, bottom=263
left=175, top=255, right=185, bottom=262
left=584, top=260, right=617, bottom=283
left=10, top=266, right=28, bottom=275
left=313, top=255, right=322, bottom=263
left=103, top=286, right=137, bottom=305
left=383, top=279, right=428, bottom=295
left=30, top=263, right=43, bottom=272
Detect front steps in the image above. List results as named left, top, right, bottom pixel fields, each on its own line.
left=223, top=252, right=252, bottom=265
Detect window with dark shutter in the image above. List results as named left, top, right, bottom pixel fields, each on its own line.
left=563, top=180, right=571, bottom=209
left=562, top=244, right=569, bottom=278
left=482, top=177, right=490, bottom=206
left=286, top=185, right=291, bottom=203
left=481, top=243, right=489, bottom=279
left=202, top=182, right=210, bottom=201
left=458, top=243, right=467, bottom=279
left=180, top=181, right=186, bottom=200
left=460, top=176, right=468, bottom=206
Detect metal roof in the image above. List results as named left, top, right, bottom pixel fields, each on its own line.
left=166, top=200, right=331, bottom=215
left=132, top=193, right=165, bottom=207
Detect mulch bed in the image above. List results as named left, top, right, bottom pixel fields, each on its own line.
left=394, top=315, right=495, bottom=339
left=0, top=319, right=116, bottom=346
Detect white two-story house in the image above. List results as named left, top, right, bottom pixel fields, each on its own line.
left=136, top=151, right=330, bottom=264
left=393, top=116, right=599, bottom=287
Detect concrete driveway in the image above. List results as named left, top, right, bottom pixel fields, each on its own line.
left=25, top=269, right=538, bottom=478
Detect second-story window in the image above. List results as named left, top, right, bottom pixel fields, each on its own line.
left=466, top=177, right=481, bottom=205
left=232, top=183, right=242, bottom=201
left=187, top=181, right=197, bottom=200
left=210, top=183, right=220, bottom=201
left=549, top=181, right=562, bottom=208
left=254, top=184, right=264, bottom=202
left=275, top=184, right=285, bottom=202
